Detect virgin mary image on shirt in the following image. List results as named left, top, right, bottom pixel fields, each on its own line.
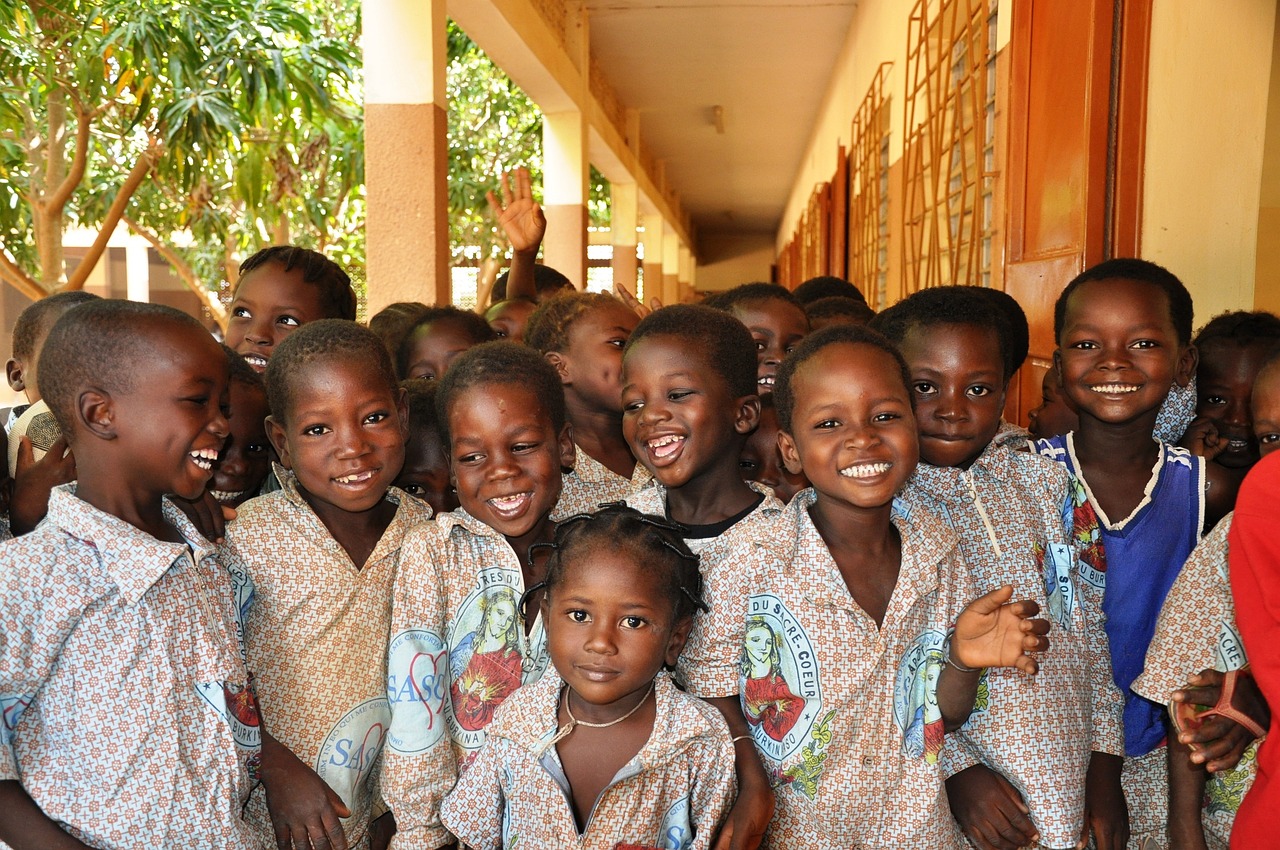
left=449, top=587, right=523, bottom=732
left=742, top=616, right=805, bottom=742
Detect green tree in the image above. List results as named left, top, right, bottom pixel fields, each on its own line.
left=0, top=0, right=358, bottom=312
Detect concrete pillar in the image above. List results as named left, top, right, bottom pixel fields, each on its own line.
left=364, top=0, right=449, bottom=311
left=662, top=230, right=680, bottom=308
left=610, top=182, right=639, bottom=294
left=678, top=244, right=693, bottom=303
left=543, top=111, right=589, bottom=288
left=125, top=241, right=150, bottom=303
left=640, top=217, right=664, bottom=305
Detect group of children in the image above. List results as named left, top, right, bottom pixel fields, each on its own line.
left=1, top=218, right=1278, bottom=850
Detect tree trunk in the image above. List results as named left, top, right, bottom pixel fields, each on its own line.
left=34, top=87, right=68, bottom=289
left=123, top=215, right=228, bottom=331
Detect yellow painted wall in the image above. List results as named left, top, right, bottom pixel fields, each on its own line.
left=697, top=233, right=777, bottom=292
left=1142, top=0, right=1276, bottom=324
left=1256, top=6, right=1280, bottom=315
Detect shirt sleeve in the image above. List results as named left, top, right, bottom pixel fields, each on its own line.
left=938, top=729, right=984, bottom=779
left=688, top=729, right=738, bottom=850
left=0, top=537, right=92, bottom=781
left=677, top=541, right=754, bottom=699
left=383, top=527, right=458, bottom=850
left=438, top=736, right=506, bottom=850
left=1065, top=480, right=1125, bottom=756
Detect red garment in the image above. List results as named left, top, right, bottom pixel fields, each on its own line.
left=744, top=672, right=805, bottom=742
left=1227, top=451, right=1280, bottom=848
left=450, top=647, right=523, bottom=732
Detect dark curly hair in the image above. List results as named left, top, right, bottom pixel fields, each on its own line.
left=265, top=319, right=398, bottom=423
left=237, top=245, right=357, bottom=321
left=434, top=341, right=566, bottom=448
left=1054, top=258, right=1194, bottom=346
left=624, top=304, right=758, bottom=398
left=870, top=286, right=1017, bottom=381
left=524, top=291, right=629, bottom=355
left=396, top=307, right=498, bottom=379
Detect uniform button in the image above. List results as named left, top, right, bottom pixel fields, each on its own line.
left=861, top=755, right=874, bottom=767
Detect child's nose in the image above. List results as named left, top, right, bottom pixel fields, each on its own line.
left=585, top=622, right=618, bottom=654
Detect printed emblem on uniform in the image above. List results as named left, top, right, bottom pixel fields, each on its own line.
left=446, top=569, right=547, bottom=758
left=195, top=680, right=263, bottom=780
left=893, top=630, right=947, bottom=764
left=655, top=793, right=695, bottom=850
left=741, top=594, right=834, bottom=799
left=316, top=696, right=391, bottom=811
left=387, top=628, right=448, bottom=754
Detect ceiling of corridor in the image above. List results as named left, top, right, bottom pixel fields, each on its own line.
left=585, top=0, right=859, bottom=237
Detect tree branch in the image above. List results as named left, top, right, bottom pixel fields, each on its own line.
left=44, top=105, right=90, bottom=212
left=0, top=246, right=49, bottom=301
left=122, top=214, right=227, bottom=330
left=63, top=142, right=162, bottom=291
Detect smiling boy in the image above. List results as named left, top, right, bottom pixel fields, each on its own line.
left=0, top=300, right=259, bottom=849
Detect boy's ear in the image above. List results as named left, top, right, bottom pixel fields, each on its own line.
left=6, top=359, right=24, bottom=394
left=78, top=388, right=116, bottom=440
left=264, top=415, right=293, bottom=470
left=1175, top=344, right=1198, bottom=388
left=733, top=395, right=762, bottom=435
left=557, top=421, right=576, bottom=472
left=395, top=386, right=410, bottom=441
left=777, top=429, right=804, bottom=476
left=664, top=614, right=695, bottom=668
left=1052, top=349, right=1064, bottom=386
left=544, top=351, right=572, bottom=386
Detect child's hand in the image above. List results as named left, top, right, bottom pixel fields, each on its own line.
left=953, top=585, right=1050, bottom=674
left=10, top=435, right=76, bottom=535
left=486, top=167, right=545, bottom=257
left=1172, top=669, right=1269, bottom=772
left=945, top=764, right=1038, bottom=850
left=260, top=732, right=351, bottom=850
left=1080, top=751, right=1128, bottom=850
left=711, top=772, right=774, bottom=850
left=171, top=490, right=236, bottom=544
left=614, top=282, right=652, bottom=318
left=1179, top=416, right=1226, bottom=461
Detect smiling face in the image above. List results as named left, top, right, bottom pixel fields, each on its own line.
left=224, top=263, right=329, bottom=373
left=266, top=356, right=407, bottom=520
left=211, top=379, right=271, bottom=506
left=740, top=404, right=809, bottom=501
left=1055, top=277, right=1194, bottom=429
left=778, top=342, right=918, bottom=513
left=543, top=546, right=689, bottom=712
left=446, top=382, right=573, bottom=548
left=621, top=334, right=759, bottom=489
left=733, top=299, right=810, bottom=395
left=113, top=321, right=231, bottom=503
left=558, top=301, right=639, bottom=414
left=402, top=319, right=481, bottom=382
left=395, top=425, right=458, bottom=516
left=1196, top=341, right=1272, bottom=470
left=900, top=323, right=1007, bottom=470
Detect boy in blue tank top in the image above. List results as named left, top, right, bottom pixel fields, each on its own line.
left=1032, top=258, right=1235, bottom=848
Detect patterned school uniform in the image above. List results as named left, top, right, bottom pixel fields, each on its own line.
left=223, top=469, right=431, bottom=849
left=1133, top=514, right=1257, bottom=850
left=626, top=481, right=786, bottom=686
left=382, top=508, right=552, bottom=849
left=1032, top=433, right=1206, bottom=846
left=0, top=486, right=260, bottom=850
left=440, top=670, right=736, bottom=850
left=682, top=489, right=973, bottom=850
left=554, top=447, right=653, bottom=519
left=900, top=442, right=1124, bottom=848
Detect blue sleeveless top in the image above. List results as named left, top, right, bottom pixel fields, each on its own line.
left=1031, top=434, right=1204, bottom=757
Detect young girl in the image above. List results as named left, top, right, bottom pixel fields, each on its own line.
left=1132, top=352, right=1280, bottom=850
left=441, top=505, right=736, bottom=849
left=396, top=306, right=497, bottom=382
left=523, top=292, right=650, bottom=517
left=704, top=282, right=810, bottom=395
left=877, top=287, right=1125, bottom=849
left=681, top=323, right=1052, bottom=849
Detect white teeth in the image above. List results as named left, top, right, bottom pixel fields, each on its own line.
left=189, top=449, right=217, bottom=471
left=758, top=376, right=775, bottom=386
left=244, top=354, right=268, bottom=369
left=335, top=470, right=376, bottom=485
left=1090, top=384, right=1140, bottom=394
left=840, top=462, right=891, bottom=478
left=647, top=434, right=685, bottom=459
left=210, top=489, right=247, bottom=502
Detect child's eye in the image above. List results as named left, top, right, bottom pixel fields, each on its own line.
left=1259, top=432, right=1279, bottom=445
left=246, top=442, right=269, bottom=456
left=1205, top=395, right=1228, bottom=406
left=738, top=458, right=758, bottom=471
left=458, top=452, right=484, bottom=464
left=400, top=483, right=425, bottom=496
left=668, top=390, right=694, bottom=402
left=912, top=381, right=936, bottom=396
left=621, top=615, right=647, bottom=630
left=753, top=340, right=766, bottom=352
left=364, top=411, right=390, bottom=425
left=567, top=610, right=590, bottom=623
left=277, top=315, right=301, bottom=328
left=623, top=399, right=644, bottom=413
left=873, top=412, right=901, bottom=423
left=1131, top=339, right=1160, bottom=349
left=968, top=385, right=992, bottom=398
left=410, top=369, right=437, bottom=382
left=607, top=337, right=626, bottom=348
left=302, top=424, right=330, bottom=437
left=1068, top=340, right=1099, bottom=350
left=230, top=306, right=250, bottom=319
left=815, top=419, right=840, bottom=430
left=511, top=441, right=540, bottom=453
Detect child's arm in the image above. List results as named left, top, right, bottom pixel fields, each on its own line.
left=702, top=697, right=774, bottom=850
left=1082, top=752, right=1127, bottom=850
left=259, top=729, right=352, bottom=850
left=9, top=435, right=75, bottom=535
left=1166, top=730, right=1210, bottom=850
left=438, top=737, right=507, bottom=850
left=688, top=723, right=739, bottom=850
left=1170, top=668, right=1269, bottom=772
left=1202, top=461, right=1236, bottom=531
left=938, top=585, right=1050, bottom=730
left=486, top=167, right=545, bottom=304
left=0, top=782, right=94, bottom=850
left=380, top=529, right=458, bottom=850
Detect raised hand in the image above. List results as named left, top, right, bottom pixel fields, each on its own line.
left=486, top=167, right=545, bottom=257
left=953, top=585, right=1050, bottom=675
